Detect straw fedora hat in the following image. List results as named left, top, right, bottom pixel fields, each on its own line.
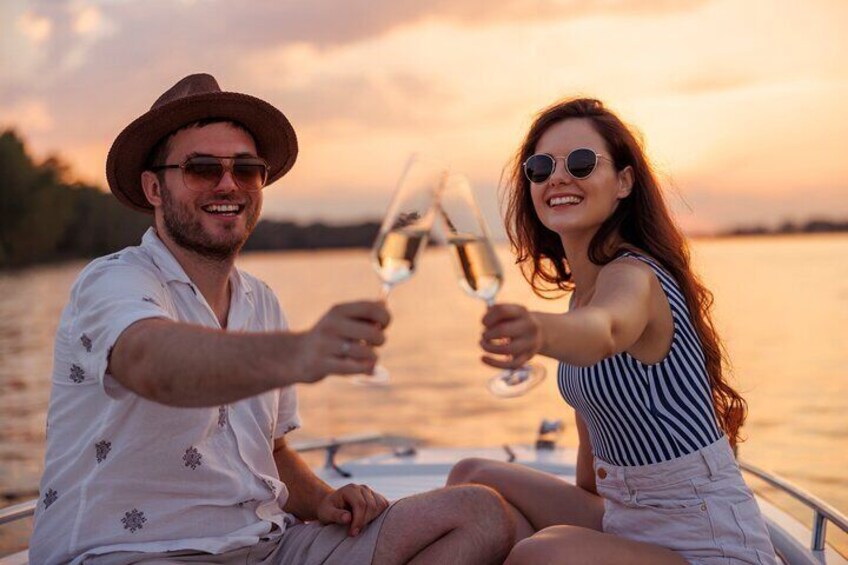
left=106, top=73, right=298, bottom=213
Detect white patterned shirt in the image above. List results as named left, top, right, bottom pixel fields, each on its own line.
left=30, top=228, right=301, bottom=565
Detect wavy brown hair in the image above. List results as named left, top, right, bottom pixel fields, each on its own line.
left=504, top=98, right=747, bottom=446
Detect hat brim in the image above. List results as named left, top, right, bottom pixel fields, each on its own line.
left=106, top=91, right=297, bottom=213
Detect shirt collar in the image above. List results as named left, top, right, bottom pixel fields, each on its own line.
left=140, top=228, right=253, bottom=296
left=141, top=228, right=194, bottom=285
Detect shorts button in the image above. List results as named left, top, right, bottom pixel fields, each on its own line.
left=597, top=467, right=607, bottom=479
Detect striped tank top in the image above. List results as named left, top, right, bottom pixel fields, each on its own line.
left=557, top=251, right=723, bottom=466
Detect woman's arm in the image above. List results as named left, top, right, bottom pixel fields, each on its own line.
left=482, top=259, right=659, bottom=368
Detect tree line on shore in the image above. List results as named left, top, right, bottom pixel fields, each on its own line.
left=3, top=128, right=845, bottom=270
left=0, top=129, right=380, bottom=270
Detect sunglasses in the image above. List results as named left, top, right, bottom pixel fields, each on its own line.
left=523, top=148, right=612, bottom=184
left=152, top=155, right=270, bottom=192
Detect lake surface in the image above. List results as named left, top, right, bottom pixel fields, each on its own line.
left=1, top=234, right=846, bottom=554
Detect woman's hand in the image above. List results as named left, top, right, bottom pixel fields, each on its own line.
left=480, top=303, right=544, bottom=369
left=316, top=483, right=390, bottom=536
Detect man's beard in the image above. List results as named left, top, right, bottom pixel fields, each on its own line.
left=160, top=184, right=259, bottom=261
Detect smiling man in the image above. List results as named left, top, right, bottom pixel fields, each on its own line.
left=29, top=74, right=514, bottom=565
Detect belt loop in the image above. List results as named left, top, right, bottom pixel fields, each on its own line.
left=700, top=444, right=721, bottom=478
left=620, top=468, right=636, bottom=501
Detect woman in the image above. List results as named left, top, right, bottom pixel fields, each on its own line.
left=447, top=99, right=777, bottom=564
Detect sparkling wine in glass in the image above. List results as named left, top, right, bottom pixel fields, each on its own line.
left=353, top=155, right=446, bottom=385
left=439, top=173, right=545, bottom=398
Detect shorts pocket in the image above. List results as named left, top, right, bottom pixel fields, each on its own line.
left=634, top=483, right=709, bottom=515
left=731, top=497, right=775, bottom=560
left=635, top=494, right=708, bottom=515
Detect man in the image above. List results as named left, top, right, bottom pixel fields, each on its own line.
left=30, top=74, right=514, bottom=564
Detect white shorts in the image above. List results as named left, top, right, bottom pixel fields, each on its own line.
left=594, top=436, right=778, bottom=564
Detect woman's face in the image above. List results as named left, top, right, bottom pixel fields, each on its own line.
left=529, top=118, right=632, bottom=240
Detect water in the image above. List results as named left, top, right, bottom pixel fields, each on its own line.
left=1, top=234, right=846, bottom=554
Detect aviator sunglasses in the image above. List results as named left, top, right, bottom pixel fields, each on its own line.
left=152, top=155, right=270, bottom=192
left=523, top=148, right=612, bottom=184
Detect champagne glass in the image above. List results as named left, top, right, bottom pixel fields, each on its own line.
left=439, top=173, right=545, bottom=398
left=352, top=155, right=446, bottom=385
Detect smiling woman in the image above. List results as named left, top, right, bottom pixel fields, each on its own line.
left=447, top=98, right=779, bottom=564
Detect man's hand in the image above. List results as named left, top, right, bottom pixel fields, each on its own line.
left=295, top=301, right=391, bottom=383
left=316, top=483, right=390, bottom=536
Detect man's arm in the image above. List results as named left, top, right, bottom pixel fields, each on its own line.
left=274, top=436, right=389, bottom=536
left=109, top=301, right=389, bottom=407
left=274, top=437, right=334, bottom=521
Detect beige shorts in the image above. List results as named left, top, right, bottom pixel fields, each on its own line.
left=83, top=503, right=394, bottom=565
left=595, top=437, right=777, bottom=564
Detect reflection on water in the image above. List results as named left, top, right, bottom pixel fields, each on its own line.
left=1, top=234, right=846, bottom=554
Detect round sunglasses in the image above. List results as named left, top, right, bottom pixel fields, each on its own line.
left=152, top=155, right=270, bottom=192
left=523, top=148, right=612, bottom=184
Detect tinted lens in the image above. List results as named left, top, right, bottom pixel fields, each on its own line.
left=232, top=158, right=268, bottom=191
left=183, top=157, right=224, bottom=190
left=566, top=149, right=597, bottom=179
left=524, top=154, right=555, bottom=183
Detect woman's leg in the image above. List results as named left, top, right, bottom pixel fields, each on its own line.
left=447, top=458, right=604, bottom=542
left=505, top=525, right=688, bottom=565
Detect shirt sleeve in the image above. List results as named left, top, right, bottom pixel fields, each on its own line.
left=65, top=261, right=174, bottom=395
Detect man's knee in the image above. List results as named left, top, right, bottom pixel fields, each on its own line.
left=450, top=485, right=514, bottom=555
left=446, top=457, right=491, bottom=486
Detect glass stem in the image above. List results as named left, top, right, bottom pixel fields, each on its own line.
left=380, top=283, right=392, bottom=300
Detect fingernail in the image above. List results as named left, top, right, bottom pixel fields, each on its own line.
left=351, top=528, right=359, bottom=536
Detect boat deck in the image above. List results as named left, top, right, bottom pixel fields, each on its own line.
left=2, top=436, right=846, bottom=564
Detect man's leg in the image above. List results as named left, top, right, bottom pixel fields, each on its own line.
left=372, top=484, right=514, bottom=565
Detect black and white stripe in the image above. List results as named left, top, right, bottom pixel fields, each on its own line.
left=558, top=252, right=722, bottom=466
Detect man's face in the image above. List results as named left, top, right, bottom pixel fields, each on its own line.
left=155, top=122, right=262, bottom=260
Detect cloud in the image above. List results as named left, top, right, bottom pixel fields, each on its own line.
left=0, top=0, right=713, bottom=139
left=669, top=73, right=762, bottom=96
left=16, top=10, right=52, bottom=44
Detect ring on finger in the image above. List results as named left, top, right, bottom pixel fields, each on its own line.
left=340, top=340, right=352, bottom=356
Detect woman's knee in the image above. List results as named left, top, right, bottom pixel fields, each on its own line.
left=504, top=526, right=587, bottom=565
left=504, top=535, right=549, bottom=565
left=446, top=457, right=492, bottom=486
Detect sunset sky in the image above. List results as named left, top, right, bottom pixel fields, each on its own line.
left=2, top=0, right=847, bottom=234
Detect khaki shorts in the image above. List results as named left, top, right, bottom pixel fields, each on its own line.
left=83, top=503, right=394, bottom=565
left=595, top=436, right=777, bottom=564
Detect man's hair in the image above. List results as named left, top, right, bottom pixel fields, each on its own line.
left=145, top=118, right=252, bottom=182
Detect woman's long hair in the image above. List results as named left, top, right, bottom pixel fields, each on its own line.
left=504, top=98, right=747, bottom=446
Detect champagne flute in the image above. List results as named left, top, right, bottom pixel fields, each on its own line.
left=352, top=155, right=446, bottom=385
left=439, top=173, right=545, bottom=398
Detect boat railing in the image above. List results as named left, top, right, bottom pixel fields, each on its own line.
left=739, top=459, right=848, bottom=553
left=0, top=500, right=36, bottom=528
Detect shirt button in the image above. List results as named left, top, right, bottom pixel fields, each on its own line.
left=597, top=467, right=607, bottom=479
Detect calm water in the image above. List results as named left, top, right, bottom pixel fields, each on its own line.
left=1, top=234, right=846, bottom=553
